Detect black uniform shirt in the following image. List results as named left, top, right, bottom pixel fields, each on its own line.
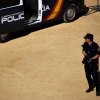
left=82, top=42, right=100, bottom=62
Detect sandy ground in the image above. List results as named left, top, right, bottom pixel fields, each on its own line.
left=0, top=1, right=100, bottom=100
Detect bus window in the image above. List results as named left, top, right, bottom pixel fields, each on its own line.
left=0, top=0, right=20, bottom=9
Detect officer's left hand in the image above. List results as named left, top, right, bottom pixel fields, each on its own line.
left=87, top=59, right=92, bottom=63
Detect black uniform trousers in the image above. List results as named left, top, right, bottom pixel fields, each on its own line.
left=84, top=61, right=100, bottom=90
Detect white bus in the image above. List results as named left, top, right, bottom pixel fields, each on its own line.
left=0, top=0, right=85, bottom=42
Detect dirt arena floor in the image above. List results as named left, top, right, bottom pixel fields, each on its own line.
left=0, top=1, right=100, bottom=100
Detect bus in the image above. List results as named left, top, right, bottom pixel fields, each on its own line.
left=0, top=0, right=85, bottom=42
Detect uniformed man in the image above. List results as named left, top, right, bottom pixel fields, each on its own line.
left=82, top=33, right=100, bottom=96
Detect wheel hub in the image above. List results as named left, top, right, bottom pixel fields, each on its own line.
left=67, top=8, right=75, bottom=18
left=0, top=33, right=8, bottom=40
left=0, top=33, right=10, bottom=42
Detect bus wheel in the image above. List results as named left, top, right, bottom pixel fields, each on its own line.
left=0, top=33, right=10, bottom=43
left=63, top=4, right=78, bottom=22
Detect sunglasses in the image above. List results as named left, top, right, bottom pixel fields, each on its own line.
left=85, top=37, right=89, bottom=39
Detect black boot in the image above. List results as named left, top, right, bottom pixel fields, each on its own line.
left=96, top=86, right=100, bottom=96
left=86, top=79, right=95, bottom=93
left=86, top=86, right=94, bottom=93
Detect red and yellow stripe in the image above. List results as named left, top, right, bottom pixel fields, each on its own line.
left=43, top=0, right=64, bottom=21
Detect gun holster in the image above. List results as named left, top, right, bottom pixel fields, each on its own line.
left=82, top=58, right=86, bottom=64
left=82, top=57, right=91, bottom=64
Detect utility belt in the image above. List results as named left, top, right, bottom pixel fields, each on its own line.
left=82, top=57, right=98, bottom=64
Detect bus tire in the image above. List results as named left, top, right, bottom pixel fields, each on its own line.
left=63, top=4, right=78, bottom=22
left=0, top=33, right=10, bottom=43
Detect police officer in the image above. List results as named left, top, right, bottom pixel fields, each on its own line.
left=82, top=33, right=100, bottom=96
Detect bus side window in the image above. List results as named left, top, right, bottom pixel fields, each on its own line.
left=0, top=0, right=20, bottom=9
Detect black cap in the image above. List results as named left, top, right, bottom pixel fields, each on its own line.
left=83, top=33, right=93, bottom=39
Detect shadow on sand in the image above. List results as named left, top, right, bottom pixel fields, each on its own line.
left=84, top=5, right=100, bottom=16
left=9, top=19, right=63, bottom=41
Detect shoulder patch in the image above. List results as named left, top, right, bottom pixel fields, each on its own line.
left=97, top=47, right=100, bottom=55
left=97, top=47, right=100, bottom=52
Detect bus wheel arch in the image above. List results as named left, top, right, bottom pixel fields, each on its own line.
left=0, top=33, right=10, bottom=43
left=63, top=4, right=78, bottom=22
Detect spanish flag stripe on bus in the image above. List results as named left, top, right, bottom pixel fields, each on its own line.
left=43, top=0, right=64, bottom=21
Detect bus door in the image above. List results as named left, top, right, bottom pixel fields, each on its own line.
left=24, top=0, right=42, bottom=25
left=0, top=0, right=24, bottom=34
